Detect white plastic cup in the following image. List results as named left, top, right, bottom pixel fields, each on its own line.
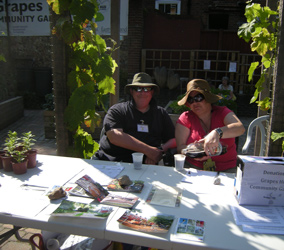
left=174, top=154, right=186, bottom=171
left=132, top=152, right=144, bottom=170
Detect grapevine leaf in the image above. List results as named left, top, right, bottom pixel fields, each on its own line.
left=247, top=62, right=259, bottom=82
left=47, top=0, right=70, bottom=14
left=98, top=76, right=116, bottom=95
left=62, top=22, right=81, bottom=44
left=64, top=83, right=97, bottom=131
left=70, top=0, right=97, bottom=24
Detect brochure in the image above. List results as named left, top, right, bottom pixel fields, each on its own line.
left=64, top=184, right=93, bottom=198
left=75, top=175, right=109, bottom=202
left=174, top=217, right=205, bottom=242
left=107, top=179, right=144, bottom=193
left=146, top=183, right=182, bottom=207
left=100, top=194, right=139, bottom=209
left=117, top=209, right=174, bottom=233
left=51, top=200, right=113, bottom=219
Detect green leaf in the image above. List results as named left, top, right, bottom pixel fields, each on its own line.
left=261, top=54, right=271, bottom=69
left=62, top=22, right=81, bottom=44
left=250, top=89, right=259, bottom=104
left=64, top=83, right=97, bottom=131
left=0, top=55, right=6, bottom=62
left=74, top=127, right=99, bottom=159
left=238, top=21, right=255, bottom=42
left=98, top=76, right=116, bottom=95
left=70, top=0, right=97, bottom=24
left=247, top=62, right=259, bottom=82
left=47, top=0, right=70, bottom=14
left=256, top=97, right=271, bottom=111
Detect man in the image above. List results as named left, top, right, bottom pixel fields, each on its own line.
left=96, top=72, right=176, bottom=164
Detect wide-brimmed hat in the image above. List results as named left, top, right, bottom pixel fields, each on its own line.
left=125, top=72, right=160, bottom=94
left=178, top=79, right=222, bottom=106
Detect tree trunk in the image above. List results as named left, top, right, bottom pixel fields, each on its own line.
left=50, top=10, right=70, bottom=156
left=267, top=0, right=284, bottom=156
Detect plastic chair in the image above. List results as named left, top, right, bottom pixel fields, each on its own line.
left=242, top=115, right=269, bottom=156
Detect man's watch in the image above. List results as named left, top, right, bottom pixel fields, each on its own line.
left=215, top=128, right=223, bottom=139
left=157, top=145, right=164, bottom=152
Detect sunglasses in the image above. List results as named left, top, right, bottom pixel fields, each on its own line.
left=132, top=87, right=153, bottom=92
left=187, top=93, right=205, bottom=104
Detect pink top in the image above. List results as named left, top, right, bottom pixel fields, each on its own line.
left=177, top=105, right=237, bottom=171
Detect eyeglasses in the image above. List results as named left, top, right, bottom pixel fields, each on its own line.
left=132, top=87, right=153, bottom=92
left=187, top=93, right=205, bottom=104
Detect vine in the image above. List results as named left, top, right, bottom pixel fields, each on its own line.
left=238, top=1, right=284, bottom=152
left=238, top=1, right=278, bottom=110
left=47, top=0, right=117, bottom=158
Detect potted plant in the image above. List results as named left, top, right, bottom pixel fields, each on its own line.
left=22, top=131, right=37, bottom=168
left=1, top=131, right=19, bottom=172
left=11, top=148, right=28, bottom=175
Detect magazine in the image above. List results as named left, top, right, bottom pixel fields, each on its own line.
left=107, top=179, right=144, bottom=193
left=75, top=175, right=109, bottom=202
left=146, top=183, right=182, bottom=207
left=100, top=194, right=139, bottom=209
left=51, top=200, right=113, bottom=219
left=174, top=217, right=205, bottom=242
left=117, top=209, right=174, bottom=233
left=64, top=184, right=93, bottom=198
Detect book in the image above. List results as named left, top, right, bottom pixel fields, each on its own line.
left=51, top=200, right=113, bottom=219
left=117, top=209, right=174, bottom=233
left=146, top=183, right=182, bottom=207
left=174, top=217, right=205, bottom=242
left=100, top=194, right=139, bottom=209
left=75, top=175, right=109, bottom=202
left=107, top=179, right=144, bottom=193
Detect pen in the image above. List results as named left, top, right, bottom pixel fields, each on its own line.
left=21, top=184, right=48, bottom=189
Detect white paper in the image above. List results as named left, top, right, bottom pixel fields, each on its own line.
left=203, top=60, right=211, bottom=70
left=74, top=163, right=125, bottom=185
left=231, top=205, right=284, bottom=226
left=229, top=62, right=237, bottom=72
left=182, top=169, right=234, bottom=194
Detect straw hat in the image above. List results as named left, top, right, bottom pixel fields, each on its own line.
left=125, top=72, right=160, bottom=94
left=178, top=79, right=222, bottom=106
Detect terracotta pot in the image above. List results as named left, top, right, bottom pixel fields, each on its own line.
left=2, top=155, right=13, bottom=172
left=0, top=150, right=6, bottom=169
left=27, top=149, right=37, bottom=168
left=12, top=161, right=27, bottom=175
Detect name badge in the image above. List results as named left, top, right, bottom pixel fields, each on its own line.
left=137, top=124, right=149, bottom=133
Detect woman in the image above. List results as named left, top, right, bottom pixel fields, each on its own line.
left=176, top=79, right=245, bottom=172
left=218, top=76, right=235, bottom=100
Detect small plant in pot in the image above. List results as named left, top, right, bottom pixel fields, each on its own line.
left=11, top=148, right=28, bottom=175
left=2, top=131, right=19, bottom=172
left=21, top=131, right=37, bottom=168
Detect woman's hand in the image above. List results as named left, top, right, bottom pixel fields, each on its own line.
left=199, top=130, right=220, bottom=156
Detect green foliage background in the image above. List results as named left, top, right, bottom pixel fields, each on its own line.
left=47, top=0, right=117, bottom=158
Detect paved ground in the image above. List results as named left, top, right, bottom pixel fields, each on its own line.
left=0, top=110, right=256, bottom=249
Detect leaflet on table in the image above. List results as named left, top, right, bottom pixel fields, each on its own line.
left=75, top=175, right=109, bottom=202
left=0, top=187, right=51, bottom=217
left=100, top=194, right=139, bottom=209
left=146, top=182, right=182, bottom=207
left=107, top=179, right=144, bottom=193
left=85, top=163, right=125, bottom=185
left=51, top=200, right=113, bottom=219
left=117, top=209, right=175, bottom=233
left=174, top=217, right=205, bottom=242
left=74, top=175, right=139, bottom=208
left=181, top=168, right=234, bottom=194
left=230, top=205, right=284, bottom=234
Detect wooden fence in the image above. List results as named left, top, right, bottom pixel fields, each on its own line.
left=141, top=49, right=261, bottom=95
